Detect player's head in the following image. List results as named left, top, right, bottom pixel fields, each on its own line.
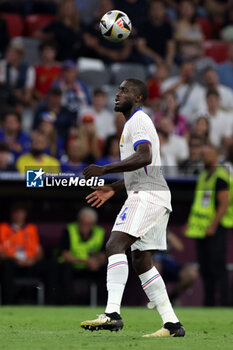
left=114, top=79, right=148, bottom=113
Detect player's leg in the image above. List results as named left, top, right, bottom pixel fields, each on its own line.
left=104, top=230, right=136, bottom=314
left=81, top=231, right=136, bottom=332
left=132, top=250, right=185, bottom=337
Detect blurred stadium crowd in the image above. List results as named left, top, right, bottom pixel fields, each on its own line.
left=0, top=0, right=233, bottom=175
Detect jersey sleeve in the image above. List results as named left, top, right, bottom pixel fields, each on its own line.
left=130, top=115, right=152, bottom=150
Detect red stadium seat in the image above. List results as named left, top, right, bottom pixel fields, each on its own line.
left=197, top=17, right=213, bottom=40
left=1, top=13, right=24, bottom=38
left=204, top=40, right=228, bottom=63
left=24, top=14, right=55, bottom=37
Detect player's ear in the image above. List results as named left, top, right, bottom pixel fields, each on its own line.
left=136, top=94, right=142, bottom=103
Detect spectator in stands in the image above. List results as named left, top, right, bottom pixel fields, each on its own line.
left=0, top=15, right=9, bottom=59
left=153, top=231, right=198, bottom=304
left=136, top=0, right=175, bottom=66
left=0, top=1, right=57, bottom=16
left=74, top=0, right=99, bottom=25
left=36, top=112, right=64, bottom=159
left=34, top=0, right=84, bottom=61
left=59, top=207, right=106, bottom=304
left=0, top=141, right=16, bottom=172
left=192, top=114, right=210, bottom=144
left=174, top=0, right=204, bottom=62
left=34, top=40, right=61, bottom=100
left=0, top=110, right=30, bottom=162
left=0, top=40, right=35, bottom=106
left=217, top=41, right=233, bottom=90
left=220, top=7, right=233, bottom=41
left=154, top=91, right=189, bottom=137
left=179, top=134, right=205, bottom=175
left=157, top=117, right=189, bottom=175
left=193, top=42, right=217, bottom=76
left=185, top=143, right=230, bottom=306
left=83, top=0, right=133, bottom=63
left=0, top=202, right=43, bottom=304
left=114, top=112, right=125, bottom=139
left=147, top=63, right=170, bottom=112
left=114, top=0, right=148, bottom=32
left=95, top=135, right=120, bottom=166
left=31, top=0, right=58, bottom=15
left=161, top=60, right=206, bottom=123
left=74, top=113, right=102, bottom=163
left=60, top=138, right=86, bottom=175
left=53, top=60, right=91, bottom=118
left=164, top=0, right=207, bottom=20
left=34, top=87, right=76, bottom=141
left=204, top=89, right=233, bottom=148
left=16, top=130, right=60, bottom=173
left=83, top=89, right=116, bottom=142
left=95, top=134, right=122, bottom=180
left=203, top=67, right=233, bottom=111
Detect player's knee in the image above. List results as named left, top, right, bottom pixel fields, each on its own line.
left=105, top=239, right=124, bottom=257
left=132, top=255, right=139, bottom=273
left=132, top=255, right=145, bottom=275
left=132, top=251, right=154, bottom=275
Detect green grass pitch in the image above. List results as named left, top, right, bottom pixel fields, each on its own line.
left=0, top=307, right=232, bottom=350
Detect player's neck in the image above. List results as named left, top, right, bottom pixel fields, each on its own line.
left=124, top=105, right=142, bottom=121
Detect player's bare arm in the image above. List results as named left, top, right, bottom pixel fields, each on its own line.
left=83, top=143, right=152, bottom=179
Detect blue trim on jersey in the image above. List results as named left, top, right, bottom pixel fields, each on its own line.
left=133, top=139, right=151, bottom=150
left=125, top=108, right=142, bottom=124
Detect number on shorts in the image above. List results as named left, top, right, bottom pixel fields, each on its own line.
left=119, top=207, right=128, bottom=221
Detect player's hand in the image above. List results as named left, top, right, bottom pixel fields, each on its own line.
left=86, top=185, right=115, bottom=208
left=83, top=165, right=106, bottom=179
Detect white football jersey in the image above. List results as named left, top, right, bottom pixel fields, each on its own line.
left=119, top=108, right=172, bottom=211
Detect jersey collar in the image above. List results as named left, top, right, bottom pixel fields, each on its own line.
left=125, top=108, right=142, bottom=124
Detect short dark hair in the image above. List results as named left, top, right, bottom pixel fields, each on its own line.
left=10, top=201, right=28, bottom=213
left=48, top=86, right=62, bottom=96
left=93, top=88, right=106, bottom=96
left=125, top=78, right=149, bottom=103
left=0, top=141, right=10, bottom=152
left=39, top=40, right=57, bottom=52
left=150, top=0, right=165, bottom=7
left=2, top=110, right=21, bottom=123
left=206, top=88, right=219, bottom=98
left=204, top=67, right=216, bottom=75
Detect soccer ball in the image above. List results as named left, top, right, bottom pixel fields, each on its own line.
left=100, top=10, right=132, bottom=43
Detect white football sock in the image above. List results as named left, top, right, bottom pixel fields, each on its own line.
left=139, top=266, right=179, bottom=324
left=105, top=254, right=128, bottom=315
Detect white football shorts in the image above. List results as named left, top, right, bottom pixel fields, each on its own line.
left=111, top=192, right=170, bottom=251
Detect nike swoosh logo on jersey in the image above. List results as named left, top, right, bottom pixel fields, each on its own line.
left=115, top=222, right=124, bottom=226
